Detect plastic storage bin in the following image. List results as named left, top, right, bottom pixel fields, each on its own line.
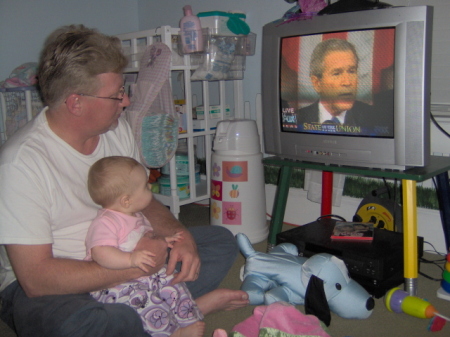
left=159, top=175, right=190, bottom=199
left=189, top=32, right=256, bottom=81
left=177, top=12, right=256, bottom=81
left=161, top=159, right=201, bottom=183
left=162, top=153, right=190, bottom=176
left=197, top=11, right=250, bottom=36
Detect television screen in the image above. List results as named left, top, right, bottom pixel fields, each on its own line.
left=261, top=5, right=433, bottom=170
left=280, top=28, right=395, bottom=138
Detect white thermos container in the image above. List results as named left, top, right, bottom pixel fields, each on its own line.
left=210, top=119, right=268, bottom=243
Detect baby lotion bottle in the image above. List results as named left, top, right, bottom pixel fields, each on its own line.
left=180, top=5, right=204, bottom=53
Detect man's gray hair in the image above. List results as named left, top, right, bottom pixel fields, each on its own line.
left=38, top=24, right=128, bottom=107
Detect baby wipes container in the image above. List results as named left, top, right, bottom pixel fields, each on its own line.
left=159, top=175, right=190, bottom=199
left=161, top=154, right=190, bottom=176
left=210, top=119, right=268, bottom=243
left=197, top=11, right=250, bottom=36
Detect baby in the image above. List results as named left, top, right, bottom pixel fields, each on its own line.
left=85, top=156, right=205, bottom=337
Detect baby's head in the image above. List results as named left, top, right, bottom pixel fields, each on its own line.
left=88, top=156, right=152, bottom=212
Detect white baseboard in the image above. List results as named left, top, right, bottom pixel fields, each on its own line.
left=265, top=184, right=448, bottom=254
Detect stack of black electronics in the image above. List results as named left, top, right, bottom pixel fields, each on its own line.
left=276, top=218, right=424, bottom=298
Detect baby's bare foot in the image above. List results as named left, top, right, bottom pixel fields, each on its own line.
left=171, top=321, right=205, bottom=337
left=213, top=328, right=228, bottom=337
left=196, top=289, right=249, bottom=316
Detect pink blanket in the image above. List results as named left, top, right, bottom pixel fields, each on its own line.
left=214, top=301, right=331, bottom=337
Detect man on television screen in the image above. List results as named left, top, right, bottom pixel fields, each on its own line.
left=295, top=38, right=375, bottom=129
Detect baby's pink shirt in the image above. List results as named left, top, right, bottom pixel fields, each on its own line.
left=85, top=209, right=152, bottom=260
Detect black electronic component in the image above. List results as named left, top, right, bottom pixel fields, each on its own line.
left=277, top=218, right=424, bottom=298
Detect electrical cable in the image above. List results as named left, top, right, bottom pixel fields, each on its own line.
left=418, top=241, right=446, bottom=281
left=316, top=214, right=347, bottom=222
left=431, top=112, right=450, bottom=139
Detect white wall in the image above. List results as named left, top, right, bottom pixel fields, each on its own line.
left=0, top=0, right=139, bottom=81
left=386, top=0, right=450, bottom=106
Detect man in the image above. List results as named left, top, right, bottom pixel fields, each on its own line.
left=0, top=25, right=248, bottom=336
left=295, top=38, right=375, bottom=128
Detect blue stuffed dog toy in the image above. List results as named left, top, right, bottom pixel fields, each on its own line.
left=237, top=233, right=374, bottom=325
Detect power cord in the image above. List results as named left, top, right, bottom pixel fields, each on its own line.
left=431, top=112, right=450, bottom=139
left=316, top=214, right=347, bottom=222
left=419, top=241, right=446, bottom=282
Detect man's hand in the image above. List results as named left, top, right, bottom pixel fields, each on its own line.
left=141, top=197, right=200, bottom=284
left=164, top=230, right=184, bottom=248
left=166, top=230, right=201, bottom=284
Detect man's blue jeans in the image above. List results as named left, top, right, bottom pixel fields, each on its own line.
left=0, top=225, right=238, bottom=336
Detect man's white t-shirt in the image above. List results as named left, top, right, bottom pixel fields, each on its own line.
left=0, top=108, right=141, bottom=292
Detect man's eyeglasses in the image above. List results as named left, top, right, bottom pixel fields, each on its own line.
left=77, top=86, right=126, bottom=103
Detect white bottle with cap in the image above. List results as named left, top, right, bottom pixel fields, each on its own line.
left=179, top=5, right=203, bottom=53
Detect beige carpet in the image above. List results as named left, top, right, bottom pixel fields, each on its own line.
left=1, top=203, right=449, bottom=337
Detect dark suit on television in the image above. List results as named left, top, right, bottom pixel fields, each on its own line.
left=295, top=100, right=376, bottom=128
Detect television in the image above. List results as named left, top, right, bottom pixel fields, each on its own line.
left=261, top=5, right=433, bottom=170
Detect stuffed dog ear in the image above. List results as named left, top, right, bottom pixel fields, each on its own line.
left=305, top=275, right=331, bottom=326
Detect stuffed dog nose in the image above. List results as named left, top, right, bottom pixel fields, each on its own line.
left=366, top=297, right=375, bottom=311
